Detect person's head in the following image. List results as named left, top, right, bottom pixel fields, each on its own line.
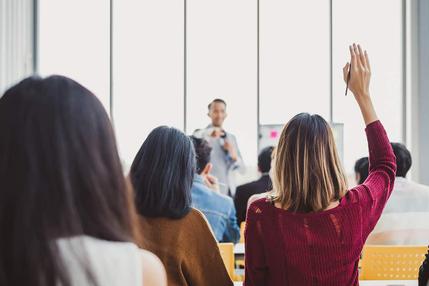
left=272, top=113, right=348, bottom=213
left=391, top=142, right=412, bottom=177
left=354, top=157, right=369, bottom=184
left=130, top=126, right=195, bottom=219
left=258, top=146, right=274, bottom=174
left=190, top=136, right=213, bottom=175
left=208, top=99, right=227, bottom=127
left=0, top=75, right=136, bottom=286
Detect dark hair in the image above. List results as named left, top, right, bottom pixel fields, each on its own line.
left=354, top=157, right=369, bottom=184
left=208, top=98, right=227, bottom=110
left=0, top=76, right=136, bottom=286
left=190, top=136, right=212, bottom=174
left=391, top=142, right=412, bottom=177
left=130, top=126, right=195, bottom=219
left=258, top=146, right=274, bottom=173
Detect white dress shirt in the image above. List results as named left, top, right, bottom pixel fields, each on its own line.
left=367, top=177, right=429, bottom=245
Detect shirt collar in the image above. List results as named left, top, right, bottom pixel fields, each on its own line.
left=194, top=174, right=205, bottom=184
left=395, top=176, right=408, bottom=183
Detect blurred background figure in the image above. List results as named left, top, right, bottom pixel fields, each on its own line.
left=234, top=146, right=274, bottom=226
left=368, top=143, right=429, bottom=245
left=194, top=99, right=245, bottom=196
left=190, top=136, right=240, bottom=243
left=354, top=157, right=369, bottom=184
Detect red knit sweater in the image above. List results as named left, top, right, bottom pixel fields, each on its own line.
left=244, top=121, right=397, bottom=286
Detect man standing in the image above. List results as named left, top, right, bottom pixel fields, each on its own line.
left=195, top=99, right=244, bottom=196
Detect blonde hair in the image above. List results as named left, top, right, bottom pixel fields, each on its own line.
left=272, top=113, right=348, bottom=212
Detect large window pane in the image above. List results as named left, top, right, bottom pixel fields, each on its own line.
left=332, top=0, right=403, bottom=174
left=186, top=0, right=258, bottom=167
left=38, top=0, right=110, bottom=111
left=259, top=0, right=331, bottom=125
left=113, top=1, right=184, bottom=170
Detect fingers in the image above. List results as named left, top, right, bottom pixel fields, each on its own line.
left=357, top=44, right=366, bottom=68
left=364, top=50, right=371, bottom=72
left=349, top=45, right=357, bottom=68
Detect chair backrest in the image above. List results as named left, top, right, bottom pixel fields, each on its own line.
left=360, top=245, right=427, bottom=280
left=239, top=222, right=246, bottom=243
left=218, top=243, right=235, bottom=279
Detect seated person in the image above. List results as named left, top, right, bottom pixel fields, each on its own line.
left=354, top=156, right=369, bottom=184
left=130, top=128, right=232, bottom=286
left=234, top=146, right=274, bottom=225
left=367, top=143, right=429, bottom=245
left=190, top=136, right=240, bottom=243
left=419, top=246, right=429, bottom=286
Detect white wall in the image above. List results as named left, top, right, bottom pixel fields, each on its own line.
left=38, top=0, right=111, bottom=111
left=0, top=0, right=34, bottom=94
left=36, top=0, right=409, bottom=180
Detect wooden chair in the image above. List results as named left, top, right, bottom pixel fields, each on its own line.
left=239, top=222, right=246, bottom=243
left=360, top=245, right=427, bottom=280
left=218, top=243, right=240, bottom=281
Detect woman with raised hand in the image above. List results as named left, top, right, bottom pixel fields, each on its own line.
left=244, top=44, right=397, bottom=286
left=130, top=126, right=233, bottom=286
left=0, top=76, right=166, bottom=286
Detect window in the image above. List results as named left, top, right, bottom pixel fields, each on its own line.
left=259, top=0, right=331, bottom=125
left=112, top=0, right=185, bottom=170
left=332, top=0, right=404, bottom=173
left=186, top=0, right=258, bottom=167
left=38, top=0, right=110, bottom=111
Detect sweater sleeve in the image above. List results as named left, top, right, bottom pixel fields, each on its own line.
left=357, top=120, right=397, bottom=238
left=182, top=210, right=233, bottom=286
left=244, top=201, right=268, bottom=286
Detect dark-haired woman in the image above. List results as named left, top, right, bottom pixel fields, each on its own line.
left=0, top=76, right=166, bottom=286
left=130, top=126, right=233, bottom=286
left=244, top=45, right=397, bottom=286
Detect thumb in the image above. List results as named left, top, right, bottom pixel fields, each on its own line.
left=343, top=62, right=350, bottom=83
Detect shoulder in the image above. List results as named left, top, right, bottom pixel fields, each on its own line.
left=247, top=197, right=271, bottom=218
left=185, top=208, right=219, bottom=242
left=248, top=192, right=270, bottom=208
left=140, top=249, right=167, bottom=286
left=340, top=185, right=374, bottom=207
left=186, top=208, right=214, bottom=226
left=226, top=132, right=238, bottom=142
left=405, top=179, right=429, bottom=193
left=237, top=181, right=257, bottom=191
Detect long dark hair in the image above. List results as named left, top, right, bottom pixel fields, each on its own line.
left=130, top=126, right=195, bottom=219
left=0, top=76, right=137, bottom=286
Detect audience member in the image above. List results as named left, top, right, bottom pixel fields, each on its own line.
left=0, top=76, right=166, bottom=286
left=234, top=146, right=274, bottom=225
left=195, top=99, right=245, bottom=196
left=419, top=246, right=429, bottom=286
left=244, top=44, right=397, bottom=286
left=190, top=136, right=240, bottom=243
left=354, top=156, right=369, bottom=184
left=367, top=142, right=429, bottom=244
left=130, top=127, right=233, bottom=286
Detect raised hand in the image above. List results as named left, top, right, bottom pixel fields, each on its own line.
left=343, top=43, right=371, bottom=99
left=343, top=44, right=378, bottom=126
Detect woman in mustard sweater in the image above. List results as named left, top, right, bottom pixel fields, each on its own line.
left=130, top=126, right=233, bottom=286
